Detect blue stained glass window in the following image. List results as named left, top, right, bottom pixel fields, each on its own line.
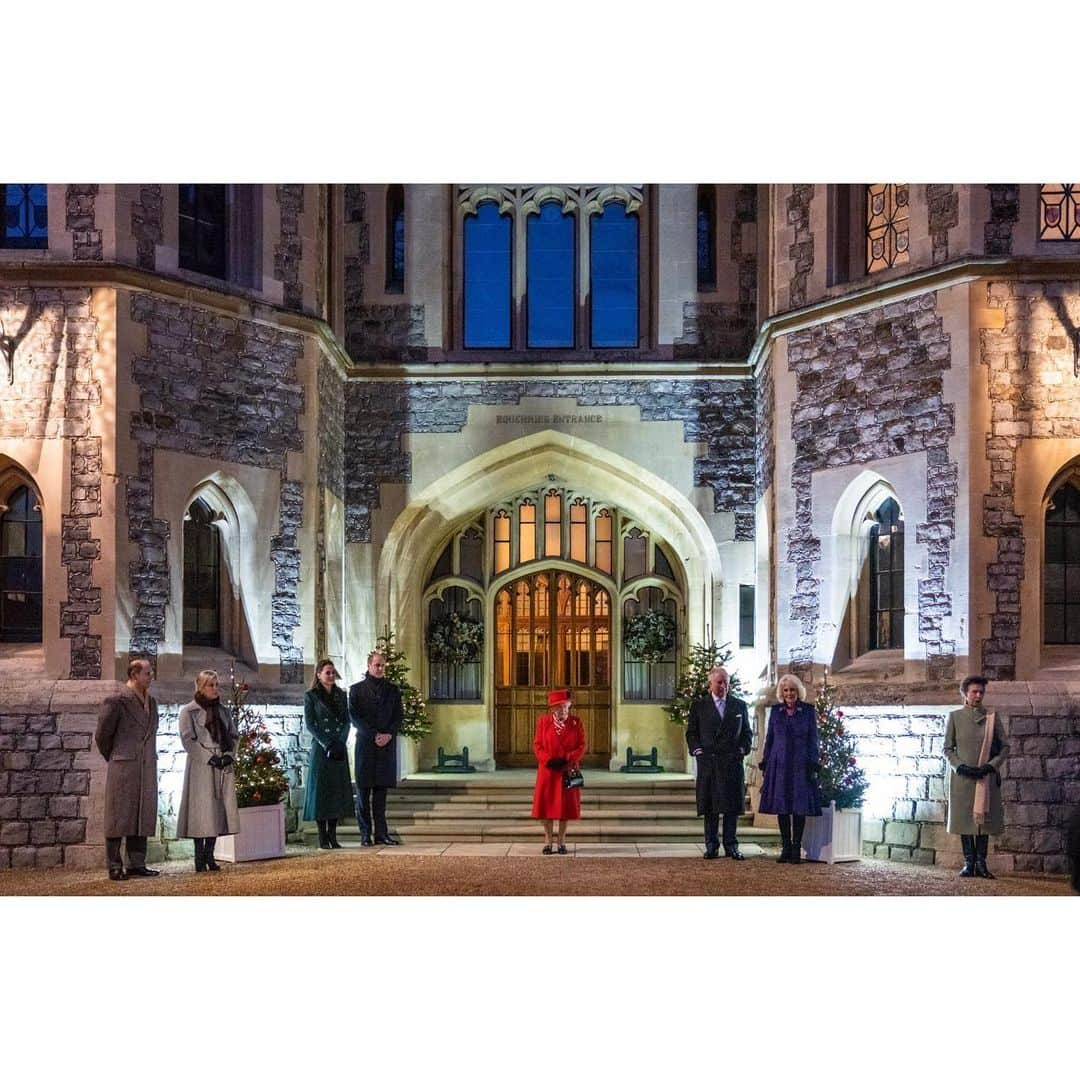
left=590, top=202, right=638, bottom=347
left=464, top=201, right=512, bottom=348
left=527, top=201, right=575, bottom=348
left=697, top=185, right=716, bottom=288
left=386, top=184, right=405, bottom=293
left=2, top=185, right=48, bottom=249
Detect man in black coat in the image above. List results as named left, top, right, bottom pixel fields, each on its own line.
left=686, top=666, right=752, bottom=860
left=349, top=650, right=404, bottom=845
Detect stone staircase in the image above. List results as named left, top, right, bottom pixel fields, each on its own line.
left=320, top=773, right=779, bottom=846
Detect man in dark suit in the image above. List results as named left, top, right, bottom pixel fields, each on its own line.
left=94, top=658, right=161, bottom=881
left=349, top=650, right=404, bottom=845
left=686, top=666, right=752, bottom=860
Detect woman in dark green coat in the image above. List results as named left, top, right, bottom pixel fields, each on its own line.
left=303, top=660, right=354, bottom=849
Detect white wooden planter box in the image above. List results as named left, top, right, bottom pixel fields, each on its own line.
left=216, top=803, right=286, bottom=863
left=800, top=801, right=863, bottom=864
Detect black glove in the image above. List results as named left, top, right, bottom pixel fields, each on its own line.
left=220, top=753, right=235, bottom=768
left=547, top=757, right=567, bottom=770
left=208, top=755, right=224, bottom=769
left=956, top=764, right=978, bottom=779
left=977, top=763, right=995, bottom=779
left=326, top=741, right=347, bottom=762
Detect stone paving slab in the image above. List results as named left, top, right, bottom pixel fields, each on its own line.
left=574, top=843, right=641, bottom=857
left=375, top=843, right=449, bottom=856
left=441, top=843, right=512, bottom=857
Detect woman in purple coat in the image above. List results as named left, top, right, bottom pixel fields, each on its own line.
left=758, top=673, right=821, bottom=864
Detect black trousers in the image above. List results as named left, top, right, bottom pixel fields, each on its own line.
left=704, top=813, right=739, bottom=852
left=106, top=835, right=147, bottom=870
left=356, top=786, right=389, bottom=840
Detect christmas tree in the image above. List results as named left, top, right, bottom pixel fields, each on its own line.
left=665, top=639, right=745, bottom=727
left=229, top=669, right=290, bottom=808
left=375, top=626, right=432, bottom=742
left=814, top=673, right=868, bottom=809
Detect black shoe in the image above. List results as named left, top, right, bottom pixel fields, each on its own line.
left=542, top=845, right=554, bottom=854
left=557, top=844, right=568, bottom=855
left=206, top=858, right=221, bottom=871
left=959, top=860, right=977, bottom=878
left=126, top=866, right=160, bottom=877
left=725, top=848, right=746, bottom=861
left=328, top=823, right=343, bottom=850
left=360, top=836, right=374, bottom=847
left=975, top=859, right=995, bottom=879
left=108, top=867, right=128, bottom=881
left=375, top=836, right=401, bottom=846
left=704, top=848, right=720, bottom=860
left=789, top=847, right=802, bottom=865
left=776, top=842, right=791, bottom=863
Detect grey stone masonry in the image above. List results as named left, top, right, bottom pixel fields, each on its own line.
left=126, top=292, right=305, bottom=657
left=271, top=481, right=304, bottom=682
left=131, top=185, right=163, bottom=270
left=62, top=436, right=103, bottom=678
left=65, top=185, right=102, bottom=262
left=984, top=185, right=1019, bottom=256
left=786, top=185, right=815, bottom=310
left=343, top=378, right=756, bottom=543
left=348, top=303, right=427, bottom=363
left=926, top=184, right=959, bottom=266
left=979, top=280, right=1080, bottom=678
left=317, top=354, right=345, bottom=500
left=785, top=293, right=956, bottom=678
left=755, top=353, right=774, bottom=501
left=275, top=185, right=304, bottom=311
left=343, top=185, right=368, bottom=359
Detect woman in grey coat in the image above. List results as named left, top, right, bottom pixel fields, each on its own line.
left=176, top=670, right=239, bottom=871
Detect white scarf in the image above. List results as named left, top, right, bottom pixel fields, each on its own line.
left=973, top=710, right=996, bottom=828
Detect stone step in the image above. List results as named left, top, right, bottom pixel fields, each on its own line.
left=314, top=822, right=776, bottom=844
left=387, top=806, right=704, bottom=821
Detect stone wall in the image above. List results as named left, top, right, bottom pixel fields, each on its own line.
left=343, top=185, right=368, bottom=360
left=126, top=292, right=305, bottom=658
left=131, top=185, right=163, bottom=270
left=65, top=185, right=103, bottom=262
left=348, top=303, right=427, bottom=362
left=786, top=184, right=815, bottom=310
left=784, top=293, right=957, bottom=678
left=275, top=184, right=304, bottom=311
left=984, top=185, right=1020, bottom=256
left=926, top=184, right=959, bottom=265
left=270, top=481, right=304, bottom=682
left=979, top=280, right=1080, bottom=678
left=317, top=354, right=345, bottom=500
left=62, top=436, right=103, bottom=677
left=343, top=378, right=757, bottom=543
left=755, top=353, right=774, bottom=500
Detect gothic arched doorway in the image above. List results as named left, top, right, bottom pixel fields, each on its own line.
left=0, top=484, right=43, bottom=643
left=494, top=570, right=612, bottom=767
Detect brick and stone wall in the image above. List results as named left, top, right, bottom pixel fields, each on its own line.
left=786, top=185, right=815, bottom=310
left=784, top=293, right=957, bottom=679
left=343, top=185, right=368, bottom=359
left=755, top=354, right=774, bottom=500
left=65, top=185, right=103, bottom=262
left=926, top=184, right=959, bottom=266
left=979, top=280, right=1080, bottom=678
left=984, top=185, right=1020, bottom=256
left=62, top=436, right=103, bottom=678
left=126, top=292, right=305, bottom=660
left=343, top=378, right=757, bottom=543
left=317, top=354, right=345, bottom=500
left=271, top=481, right=305, bottom=683
left=275, top=184, right=304, bottom=311
left=131, top=184, right=164, bottom=270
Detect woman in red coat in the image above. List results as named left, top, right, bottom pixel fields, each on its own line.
left=531, top=689, right=586, bottom=854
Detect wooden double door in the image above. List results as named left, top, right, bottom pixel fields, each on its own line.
left=494, top=570, right=612, bottom=768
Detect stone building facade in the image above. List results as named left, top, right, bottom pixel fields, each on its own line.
left=2, top=183, right=1080, bottom=874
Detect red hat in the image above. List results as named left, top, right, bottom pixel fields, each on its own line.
left=547, top=689, right=572, bottom=706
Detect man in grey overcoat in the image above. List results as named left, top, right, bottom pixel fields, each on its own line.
left=95, top=658, right=161, bottom=881
left=944, top=675, right=1009, bottom=880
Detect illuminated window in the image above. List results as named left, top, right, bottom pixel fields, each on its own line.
left=868, top=498, right=904, bottom=650
left=518, top=500, right=537, bottom=563
left=494, top=511, right=511, bottom=573
left=1039, top=184, right=1080, bottom=241
left=544, top=491, right=562, bottom=558
left=594, top=509, right=612, bottom=574
left=1, top=185, right=47, bottom=249
left=569, top=499, right=588, bottom=563
left=623, top=527, right=648, bottom=581
left=865, top=184, right=909, bottom=273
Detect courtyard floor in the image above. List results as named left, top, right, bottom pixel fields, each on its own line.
left=0, top=842, right=1072, bottom=896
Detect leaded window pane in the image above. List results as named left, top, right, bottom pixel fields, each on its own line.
left=527, top=201, right=575, bottom=347
left=179, top=184, right=228, bottom=279
left=697, top=185, right=716, bottom=288
left=464, top=201, right=512, bottom=348
left=2, top=184, right=48, bottom=249
left=865, top=184, right=909, bottom=273
left=1045, top=482, right=1080, bottom=643
left=1039, top=184, right=1080, bottom=241
left=590, top=202, right=639, bottom=347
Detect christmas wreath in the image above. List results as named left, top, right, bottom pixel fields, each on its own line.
left=623, top=608, right=676, bottom=664
left=427, top=612, right=484, bottom=665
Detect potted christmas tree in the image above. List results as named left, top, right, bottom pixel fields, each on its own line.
left=376, top=626, right=431, bottom=742
left=800, top=671, right=868, bottom=863
left=665, top=639, right=745, bottom=728
left=216, top=671, right=290, bottom=863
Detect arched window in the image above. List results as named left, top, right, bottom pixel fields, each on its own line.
left=623, top=586, right=677, bottom=702
left=427, top=586, right=482, bottom=700
left=590, top=201, right=639, bottom=347
left=518, top=499, right=537, bottom=563
left=544, top=490, right=562, bottom=558
left=463, top=201, right=512, bottom=348
left=183, top=497, right=221, bottom=646
left=527, top=201, right=575, bottom=347
left=385, top=184, right=405, bottom=292
left=697, top=185, right=716, bottom=289
left=868, top=497, right=904, bottom=649
left=2, top=185, right=48, bottom=249
left=494, top=510, right=511, bottom=574
left=594, top=509, right=612, bottom=574
left=569, top=499, right=588, bottom=563
left=623, top=527, right=648, bottom=581
left=1045, top=481, right=1080, bottom=643
left=0, top=485, right=43, bottom=642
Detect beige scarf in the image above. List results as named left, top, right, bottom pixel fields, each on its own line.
left=972, top=710, right=996, bottom=827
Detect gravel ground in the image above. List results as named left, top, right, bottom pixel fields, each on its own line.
left=0, top=846, right=1072, bottom=896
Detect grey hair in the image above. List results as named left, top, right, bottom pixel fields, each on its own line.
left=775, top=673, right=807, bottom=702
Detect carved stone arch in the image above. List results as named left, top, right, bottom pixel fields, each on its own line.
left=582, top=185, right=644, bottom=217
left=0, top=460, right=42, bottom=510
left=458, top=186, right=516, bottom=218
left=520, top=186, right=577, bottom=218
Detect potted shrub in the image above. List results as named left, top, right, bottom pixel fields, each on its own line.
left=800, top=673, right=868, bottom=863
left=216, top=674, right=289, bottom=863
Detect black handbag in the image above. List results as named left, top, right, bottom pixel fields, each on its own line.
left=563, top=767, right=584, bottom=790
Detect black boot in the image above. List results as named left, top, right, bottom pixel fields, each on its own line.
left=959, top=834, right=977, bottom=877
left=776, top=816, right=792, bottom=863
left=790, top=815, right=805, bottom=864
left=205, top=838, right=220, bottom=871
left=328, top=819, right=342, bottom=849
left=974, top=834, right=994, bottom=879
left=194, top=838, right=207, bottom=873
left=317, top=820, right=331, bottom=850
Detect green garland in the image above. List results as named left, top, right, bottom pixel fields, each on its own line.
left=624, top=609, right=676, bottom=664
left=427, top=612, right=484, bottom=664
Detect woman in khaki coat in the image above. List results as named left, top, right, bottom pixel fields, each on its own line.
left=176, top=670, right=239, bottom=871
left=944, top=675, right=1009, bottom=879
